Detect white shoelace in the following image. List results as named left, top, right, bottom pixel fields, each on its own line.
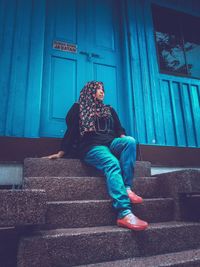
left=125, top=213, right=138, bottom=224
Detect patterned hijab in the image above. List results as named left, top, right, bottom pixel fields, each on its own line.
left=79, top=81, right=112, bottom=136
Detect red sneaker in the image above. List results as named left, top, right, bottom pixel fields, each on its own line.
left=117, top=213, right=148, bottom=231
left=127, top=190, right=143, bottom=204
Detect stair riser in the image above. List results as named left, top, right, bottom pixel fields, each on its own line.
left=170, top=262, right=200, bottom=267
left=24, top=177, right=109, bottom=201
left=24, top=177, right=165, bottom=201
left=24, top=158, right=151, bottom=178
left=77, top=254, right=200, bottom=267
left=0, top=190, right=47, bottom=227
left=17, top=224, right=200, bottom=267
left=83, top=262, right=200, bottom=267
left=80, top=262, right=200, bottom=267
left=44, top=199, right=174, bottom=229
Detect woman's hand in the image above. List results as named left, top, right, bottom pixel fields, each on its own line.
left=42, top=151, right=65, bottom=159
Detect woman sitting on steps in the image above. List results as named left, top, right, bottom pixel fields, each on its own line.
left=44, top=81, right=148, bottom=231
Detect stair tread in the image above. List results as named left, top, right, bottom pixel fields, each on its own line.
left=24, top=158, right=151, bottom=178
left=25, top=176, right=105, bottom=179
left=75, top=248, right=200, bottom=267
left=29, top=221, right=200, bottom=238
left=24, top=175, right=165, bottom=201
left=19, top=163, right=200, bottom=266
left=25, top=176, right=156, bottom=179
left=18, top=221, right=200, bottom=266
left=44, top=197, right=174, bottom=228
left=47, top=197, right=173, bottom=205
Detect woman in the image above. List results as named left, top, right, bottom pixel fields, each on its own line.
left=45, top=81, right=148, bottom=231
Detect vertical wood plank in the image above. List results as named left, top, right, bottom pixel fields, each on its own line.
left=181, top=83, right=197, bottom=147
left=0, top=0, right=17, bottom=135
left=135, top=0, right=155, bottom=144
left=170, top=82, right=187, bottom=146
left=24, top=0, right=46, bottom=137
left=160, top=79, right=176, bottom=145
left=143, top=0, right=166, bottom=145
left=190, top=84, right=200, bottom=147
left=127, top=0, right=147, bottom=143
left=5, top=0, right=32, bottom=136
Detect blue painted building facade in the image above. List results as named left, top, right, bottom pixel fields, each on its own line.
left=0, top=0, right=200, bottom=148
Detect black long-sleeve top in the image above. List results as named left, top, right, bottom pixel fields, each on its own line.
left=60, top=102, right=126, bottom=158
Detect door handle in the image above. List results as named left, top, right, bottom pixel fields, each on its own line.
left=79, top=51, right=92, bottom=61
left=79, top=51, right=90, bottom=56
left=91, top=53, right=101, bottom=58
left=79, top=51, right=102, bottom=61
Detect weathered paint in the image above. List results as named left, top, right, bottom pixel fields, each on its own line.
left=0, top=0, right=199, bottom=148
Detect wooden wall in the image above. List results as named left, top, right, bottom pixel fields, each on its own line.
left=0, top=0, right=199, bottom=148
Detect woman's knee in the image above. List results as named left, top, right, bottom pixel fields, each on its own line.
left=123, top=136, right=137, bottom=147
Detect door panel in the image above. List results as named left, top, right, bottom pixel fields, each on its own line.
left=54, top=0, right=78, bottom=43
left=51, top=56, right=76, bottom=120
left=94, top=63, right=118, bottom=108
left=86, top=0, right=122, bottom=107
left=78, top=0, right=120, bottom=91
left=93, top=0, right=115, bottom=51
left=40, top=0, right=123, bottom=137
left=40, top=0, right=86, bottom=137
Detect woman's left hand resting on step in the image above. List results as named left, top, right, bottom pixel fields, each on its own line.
left=42, top=150, right=65, bottom=159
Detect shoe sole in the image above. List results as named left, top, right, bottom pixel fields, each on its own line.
left=128, top=195, right=143, bottom=204
left=117, top=222, right=148, bottom=231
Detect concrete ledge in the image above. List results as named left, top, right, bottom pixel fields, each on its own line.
left=154, top=169, right=200, bottom=194
left=154, top=169, right=200, bottom=220
left=0, top=163, right=22, bottom=185
left=0, top=189, right=47, bottom=227
left=23, top=158, right=151, bottom=178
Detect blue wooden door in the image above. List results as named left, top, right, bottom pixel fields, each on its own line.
left=40, top=0, right=123, bottom=137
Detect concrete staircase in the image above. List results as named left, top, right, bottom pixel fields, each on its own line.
left=17, top=158, right=200, bottom=267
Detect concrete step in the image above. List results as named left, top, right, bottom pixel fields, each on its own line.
left=134, top=176, right=169, bottom=198
left=0, top=189, right=47, bottom=227
left=44, top=198, right=174, bottom=229
left=23, top=158, right=151, bottom=178
left=75, top=248, right=200, bottom=267
left=17, top=221, right=200, bottom=267
left=23, top=176, right=165, bottom=201
left=24, top=176, right=108, bottom=201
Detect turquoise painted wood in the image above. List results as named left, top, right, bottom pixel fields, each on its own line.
left=0, top=0, right=45, bottom=138
left=126, top=0, right=200, bottom=147
left=0, top=0, right=17, bottom=136
left=39, top=0, right=125, bottom=137
left=0, top=0, right=199, bottom=148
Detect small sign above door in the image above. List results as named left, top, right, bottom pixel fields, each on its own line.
left=53, top=40, right=77, bottom=53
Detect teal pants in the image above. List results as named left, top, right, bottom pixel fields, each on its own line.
left=84, top=136, right=137, bottom=218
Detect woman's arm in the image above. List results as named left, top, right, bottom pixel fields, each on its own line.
left=110, top=107, right=126, bottom=137
left=60, top=103, right=79, bottom=153
left=43, top=150, right=65, bottom=159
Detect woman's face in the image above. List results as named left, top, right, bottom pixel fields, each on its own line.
left=95, top=85, right=104, bottom=101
